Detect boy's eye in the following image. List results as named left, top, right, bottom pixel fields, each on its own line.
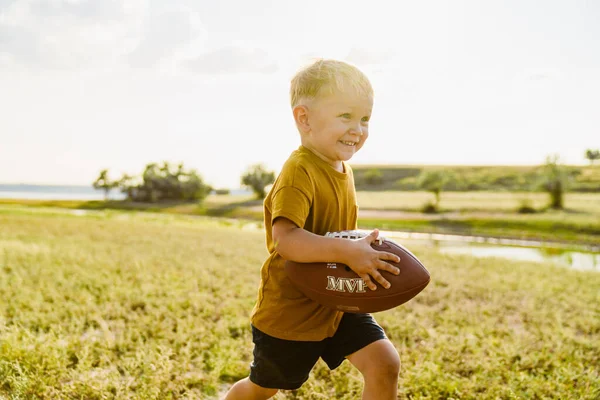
left=340, top=113, right=351, bottom=119
left=361, top=116, right=370, bottom=123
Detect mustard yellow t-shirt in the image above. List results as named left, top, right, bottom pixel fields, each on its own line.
left=250, top=145, right=359, bottom=341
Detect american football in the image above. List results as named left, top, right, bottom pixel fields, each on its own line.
left=285, top=230, right=430, bottom=313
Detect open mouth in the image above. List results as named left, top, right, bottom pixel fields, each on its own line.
left=339, top=141, right=357, bottom=146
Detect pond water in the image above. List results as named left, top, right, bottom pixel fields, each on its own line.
left=381, top=230, right=600, bottom=272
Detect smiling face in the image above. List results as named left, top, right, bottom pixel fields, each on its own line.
left=296, top=86, right=373, bottom=171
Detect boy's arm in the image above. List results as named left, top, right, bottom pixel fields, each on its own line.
left=273, top=217, right=401, bottom=291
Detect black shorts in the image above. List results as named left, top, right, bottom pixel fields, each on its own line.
left=249, top=313, right=387, bottom=390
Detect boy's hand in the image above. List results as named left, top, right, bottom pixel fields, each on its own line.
left=345, top=229, right=401, bottom=291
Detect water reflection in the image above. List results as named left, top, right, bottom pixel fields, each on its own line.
left=381, top=230, right=600, bottom=272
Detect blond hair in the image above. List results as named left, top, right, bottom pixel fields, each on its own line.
left=289, top=59, right=373, bottom=108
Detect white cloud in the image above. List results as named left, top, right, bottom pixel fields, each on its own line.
left=0, top=0, right=17, bottom=11
left=0, top=0, right=146, bottom=70
left=1, top=1, right=273, bottom=75
left=1, top=0, right=599, bottom=187
left=0, top=22, right=41, bottom=64
left=27, top=0, right=124, bottom=19
left=184, top=45, right=277, bottom=75
left=126, top=3, right=207, bottom=69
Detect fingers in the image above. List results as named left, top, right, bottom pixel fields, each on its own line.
left=361, top=259, right=400, bottom=291
left=372, top=271, right=391, bottom=289
left=360, top=269, right=392, bottom=290
left=378, top=259, right=400, bottom=275
left=381, top=251, right=401, bottom=264
left=359, top=274, right=377, bottom=291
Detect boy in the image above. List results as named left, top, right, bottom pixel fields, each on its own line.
left=224, top=59, right=401, bottom=400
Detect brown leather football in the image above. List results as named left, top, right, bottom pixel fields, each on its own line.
left=285, top=231, right=430, bottom=313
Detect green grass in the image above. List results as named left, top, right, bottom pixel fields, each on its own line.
left=355, top=191, right=600, bottom=247
left=6, top=190, right=599, bottom=247
left=352, top=163, right=600, bottom=192
left=2, top=190, right=600, bottom=251
left=356, top=191, right=600, bottom=214
left=358, top=214, right=600, bottom=248
left=1, top=208, right=599, bottom=399
left=0, top=195, right=263, bottom=219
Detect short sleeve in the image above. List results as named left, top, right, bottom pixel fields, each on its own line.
left=271, top=186, right=311, bottom=228
left=267, top=150, right=315, bottom=229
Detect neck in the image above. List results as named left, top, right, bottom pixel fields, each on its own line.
left=300, top=144, right=344, bottom=172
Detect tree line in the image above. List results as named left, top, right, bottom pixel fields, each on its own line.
left=94, top=148, right=599, bottom=212
left=93, top=162, right=275, bottom=203
left=409, top=154, right=586, bottom=213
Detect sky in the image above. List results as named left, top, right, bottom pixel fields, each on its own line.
left=0, top=0, right=598, bottom=189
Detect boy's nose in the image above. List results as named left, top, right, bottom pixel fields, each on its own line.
left=349, top=124, right=364, bottom=136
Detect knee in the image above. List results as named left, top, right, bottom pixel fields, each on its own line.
left=365, top=351, right=400, bottom=382
left=383, top=351, right=401, bottom=377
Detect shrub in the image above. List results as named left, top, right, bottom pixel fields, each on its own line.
left=421, top=201, right=438, bottom=214
left=115, top=162, right=211, bottom=203
left=416, top=171, right=449, bottom=208
left=364, top=168, right=383, bottom=185
left=517, top=199, right=537, bottom=214
left=241, top=164, right=276, bottom=199
left=536, top=155, right=569, bottom=209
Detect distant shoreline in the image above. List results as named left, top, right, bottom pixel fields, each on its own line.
left=0, top=184, right=251, bottom=200
left=0, top=184, right=120, bottom=201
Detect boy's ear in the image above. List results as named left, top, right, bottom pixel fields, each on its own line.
left=293, top=105, right=310, bottom=134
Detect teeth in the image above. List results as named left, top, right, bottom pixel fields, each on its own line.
left=341, top=141, right=356, bottom=146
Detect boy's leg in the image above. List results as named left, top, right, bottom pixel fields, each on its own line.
left=321, top=313, right=400, bottom=400
left=222, top=377, right=278, bottom=400
left=346, top=339, right=400, bottom=400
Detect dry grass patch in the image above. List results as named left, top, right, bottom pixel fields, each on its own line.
left=0, top=209, right=598, bottom=399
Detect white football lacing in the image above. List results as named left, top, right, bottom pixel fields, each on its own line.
left=325, top=230, right=385, bottom=245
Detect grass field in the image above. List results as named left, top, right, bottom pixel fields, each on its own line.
left=4, top=191, right=599, bottom=214
left=351, top=163, right=600, bottom=192
left=2, top=191, right=598, bottom=246
left=1, top=207, right=599, bottom=399
left=356, top=191, right=600, bottom=246
left=356, top=191, right=600, bottom=214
